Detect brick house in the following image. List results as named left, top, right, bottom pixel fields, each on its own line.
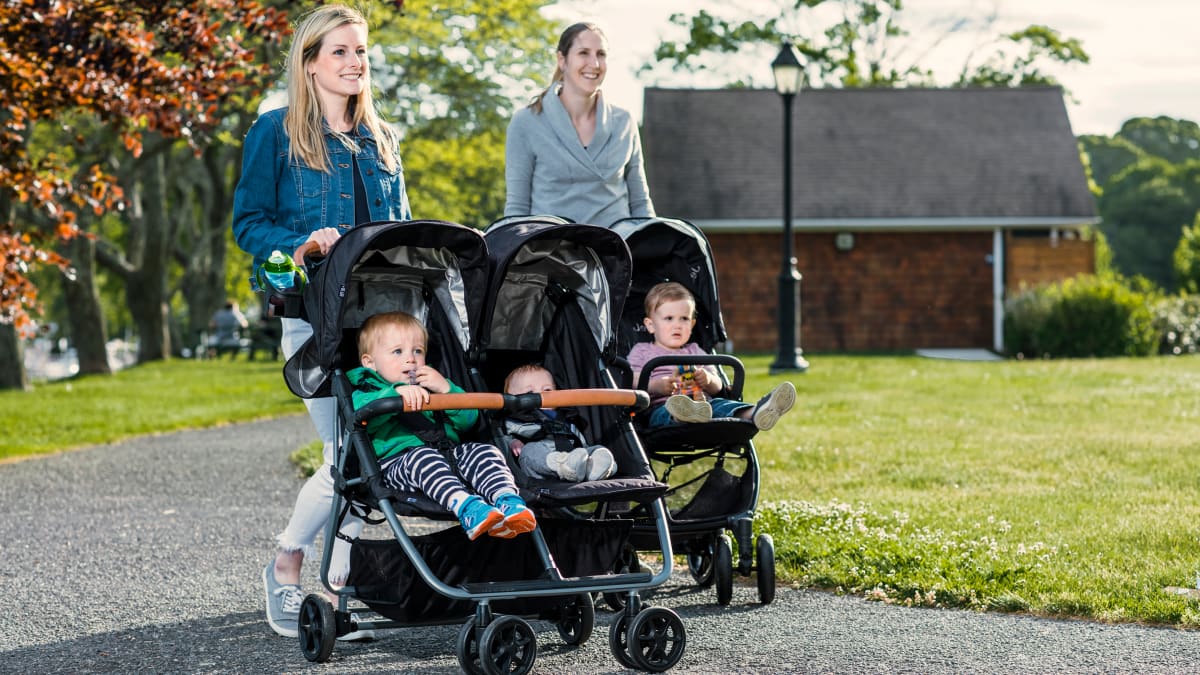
left=640, top=86, right=1098, bottom=353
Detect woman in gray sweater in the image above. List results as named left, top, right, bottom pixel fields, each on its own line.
left=504, top=22, right=655, bottom=226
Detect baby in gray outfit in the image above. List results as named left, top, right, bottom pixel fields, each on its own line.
left=501, top=364, right=617, bottom=482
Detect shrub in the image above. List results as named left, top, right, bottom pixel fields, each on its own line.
left=1004, top=274, right=1160, bottom=358
left=1153, top=294, right=1200, bottom=355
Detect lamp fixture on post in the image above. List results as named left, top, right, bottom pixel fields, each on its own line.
left=769, top=40, right=809, bottom=374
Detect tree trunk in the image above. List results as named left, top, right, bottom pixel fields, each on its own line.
left=128, top=151, right=172, bottom=363
left=61, top=234, right=112, bottom=375
left=0, top=323, right=29, bottom=391
left=176, top=144, right=229, bottom=352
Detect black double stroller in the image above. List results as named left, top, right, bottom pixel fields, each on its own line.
left=277, top=218, right=688, bottom=672
left=609, top=216, right=778, bottom=607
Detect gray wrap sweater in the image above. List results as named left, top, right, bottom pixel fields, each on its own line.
left=504, top=90, right=655, bottom=226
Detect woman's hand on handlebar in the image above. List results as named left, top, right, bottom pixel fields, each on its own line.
left=305, top=227, right=341, bottom=256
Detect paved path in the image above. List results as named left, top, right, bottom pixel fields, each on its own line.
left=2, top=416, right=1199, bottom=673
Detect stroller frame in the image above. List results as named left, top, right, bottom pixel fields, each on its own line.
left=611, top=216, right=778, bottom=607
left=280, top=218, right=685, bottom=673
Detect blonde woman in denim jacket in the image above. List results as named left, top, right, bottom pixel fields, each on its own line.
left=231, top=4, right=410, bottom=640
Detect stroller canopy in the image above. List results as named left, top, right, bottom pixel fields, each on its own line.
left=611, top=216, right=728, bottom=353
left=482, top=216, right=631, bottom=355
left=284, top=219, right=489, bottom=399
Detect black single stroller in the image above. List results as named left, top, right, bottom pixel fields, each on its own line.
left=478, top=215, right=688, bottom=671
left=610, top=215, right=777, bottom=607
left=278, top=218, right=685, bottom=673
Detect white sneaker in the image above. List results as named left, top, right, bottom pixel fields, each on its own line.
left=585, top=447, right=617, bottom=481
left=548, top=447, right=589, bottom=481
left=751, top=382, right=797, bottom=431
left=665, top=394, right=712, bottom=424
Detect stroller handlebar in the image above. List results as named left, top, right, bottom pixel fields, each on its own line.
left=293, top=240, right=324, bottom=266
left=353, top=388, right=649, bottom=424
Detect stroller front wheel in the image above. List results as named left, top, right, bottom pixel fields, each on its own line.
left=714, top=533, right=734, bottom=606
left=297, top=594, right=336, bottom=663
left=457, top=619, right=485, bottom=675
left=556, top=593, right=595, bottom=645
left=686, top=537, right=716, bottom=588
left=480, top=615, right=537, bottom=675
left=628, top=606, right=687, bottom=672
left=608, top=613, right=639, bottom=669
left=756, top=533, right=777, bottom=605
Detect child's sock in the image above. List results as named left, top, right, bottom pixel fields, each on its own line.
left=488, top=492, right=537, bottom=539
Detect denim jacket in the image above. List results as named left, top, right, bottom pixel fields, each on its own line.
left=232, top=107, right=412, bottom=277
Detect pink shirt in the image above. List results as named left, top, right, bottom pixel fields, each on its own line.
left=627, top=341, right=717, bottom=406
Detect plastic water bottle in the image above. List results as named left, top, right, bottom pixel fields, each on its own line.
left=259, top=250, right=306, bottom=292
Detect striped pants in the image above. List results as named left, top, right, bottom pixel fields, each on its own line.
left=380, top=442, right=517, bottom=510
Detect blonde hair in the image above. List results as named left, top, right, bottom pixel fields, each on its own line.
left=357, top=311, right=426, bottom=357
left=284, top=4, right=400, bottom=173
left=503, top=363, right=554, bottom=394
left=644, top=281, right=695, bottom=318
left=528, top=22, right=605, bottom=114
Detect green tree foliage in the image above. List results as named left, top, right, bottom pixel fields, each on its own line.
left=1097, top=157, right=1200, bottom=290
left=1173, top=212, right=1200, bottom=294
left=1079, top=117, right=1200, bottom=292
left=1077, top=134, right=1143, bottom=190
left=954, top=25, right=1089, bottom=88
left=639, top=1, right=1086, bottom=90
left=366, top=0, right=559, bottom=225
left=1116, top=116, right=1200, bottom=165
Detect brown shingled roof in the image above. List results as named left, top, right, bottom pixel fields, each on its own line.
left=641, top=86, right=1098, bottom=223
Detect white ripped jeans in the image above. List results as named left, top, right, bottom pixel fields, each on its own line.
left=275, top=318, right=362, bottom=585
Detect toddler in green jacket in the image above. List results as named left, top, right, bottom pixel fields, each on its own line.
left=346, top=311, right=534, bottom=540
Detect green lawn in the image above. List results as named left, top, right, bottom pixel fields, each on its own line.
left=2, top=359, right=303, bottom=459
left=7, top=353, right=1200, bottom=627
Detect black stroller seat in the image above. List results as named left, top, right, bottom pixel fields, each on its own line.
left=611, top=215, right=780, bottom=608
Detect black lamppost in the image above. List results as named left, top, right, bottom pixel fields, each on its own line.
left=769, top=41, right=809, bottom=374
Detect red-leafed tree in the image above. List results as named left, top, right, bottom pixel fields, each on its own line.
left=0, top=0, right=289, bottom=388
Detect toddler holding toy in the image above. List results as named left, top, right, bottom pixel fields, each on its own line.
left=347, top=311, right=536, bottom=540
left=627, top=282, right=796, bottom=429
left=500, top=364, right=618, bottom=482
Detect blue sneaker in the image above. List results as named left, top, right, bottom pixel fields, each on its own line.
left=490, top=494, right=537, bottom=539
left=457, top=495, right=504, bottom=541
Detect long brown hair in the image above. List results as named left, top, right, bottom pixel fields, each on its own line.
left=528, top=22, right=605, bottom=114
left=283, top=4, right=400, bottom=173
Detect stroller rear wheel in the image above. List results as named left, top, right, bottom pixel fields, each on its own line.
left=555, top=593, right=595, bottom=645
left=756, top=533, right=776, bottom=605
left=714, top=533, right=734, bottom=606
left=480, top=615, right=537, bottom=675
left=297, top=594, right=336, bottom=663
left=686, top=537, right=716, bottom=588
left=628, top=606, right=687, bottom=672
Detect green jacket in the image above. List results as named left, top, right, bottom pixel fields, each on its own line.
left=346, top=367, right=478, bottom=461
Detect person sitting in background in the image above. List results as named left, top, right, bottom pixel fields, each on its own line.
left=209, top=300, right=249, bottom=359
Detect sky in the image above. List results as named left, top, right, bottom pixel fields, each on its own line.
left=546, top=0, right=1200, bottom=137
